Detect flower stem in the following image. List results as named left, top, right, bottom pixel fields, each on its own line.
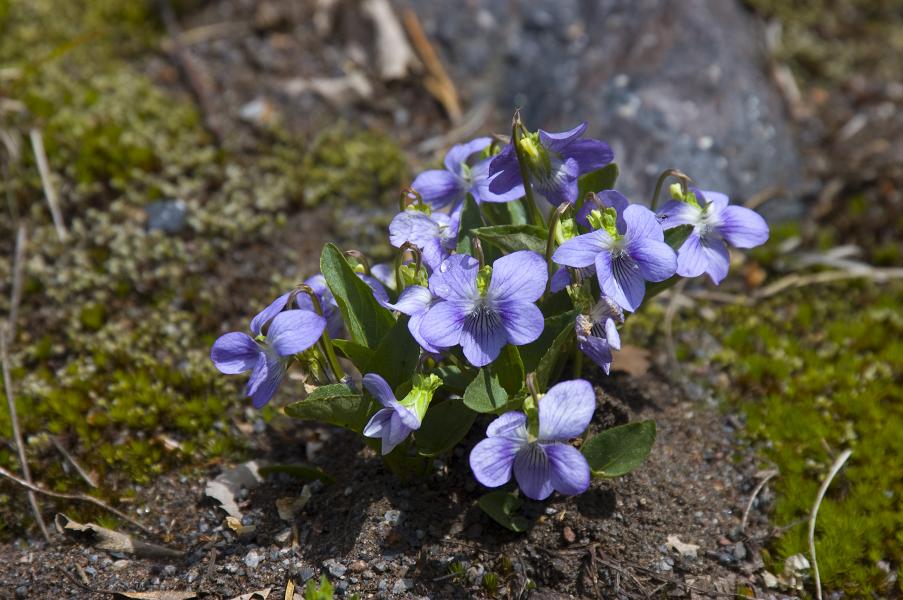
left=544, top=203, right=570, bottom=294
left=511, top=111, right=545, bottom=228
left=572, top=347, right=583, bottom=379
left=650, top=168, right=692, bottom=211
left=294, top=284, right=345, bottom=382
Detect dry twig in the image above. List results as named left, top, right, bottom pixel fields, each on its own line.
left=809, top=449, right=852, bottom=600
left=50, top=435, right=97, bottom=488
left=1, top=326, right=50, bottom=541
left=0, top=464, right=150, bottom=533
left=741, top=469, right=779, bottom=533
left=29, top=129, right=67, bottom=242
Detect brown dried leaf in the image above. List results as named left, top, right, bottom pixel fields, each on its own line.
left=613, top=345, right=651, bottom=377
left=55, top=514, right=184, bottom=559
left=113, top=592, right=197, bottom=600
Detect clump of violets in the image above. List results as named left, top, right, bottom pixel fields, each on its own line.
left=210, top=113, right=771, bottom=522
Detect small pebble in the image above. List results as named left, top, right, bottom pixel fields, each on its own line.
left=377, top=578, right=388, bottom=592
left=562, top=526, right=576, bottom=544
left=392, top=578, right=414, bottom=593
left=15, top=586, right=28, bottom=599
left=111, top=560, right=130, bottom=571
left=323, top=558, right=347, bottom=578
left=350, top=560, right=367, bottom=573
left=732, top=542, right=747, bottom=561
left=299, top=566, right=317, bottom=582
left=384, top=509, right=402, bottom=525
left=244, top=549, right=261, bottom=569
left=163, top=564, right=177, bottom=576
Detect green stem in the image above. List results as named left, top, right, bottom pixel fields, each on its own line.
left=650, top=168, right=691, bottom=211
left=294, top=285, right=345, bottom=382
left=572, top=347, right=583, bottom=379
left=511, top=114, right=545, bottom=228
left=544, top=203, right=569, bottom=294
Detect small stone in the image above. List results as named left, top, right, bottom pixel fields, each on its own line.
left=334, top=580, right=349, bottom=593
left=83, top=566, right=96, bottom=577
left=544, top=507, right=558, bottom=515
left=163, top=564, right=177, bottom=576
left=349, top=560, right=367, bottom=573
left=466, top=565, right=485, bottom=586
left=323, top=558, right=347, bottom=578
left=653, top=557, right=673, bottom=572
left=761, top=570, right=779, bottom=588
left=562, top=526, right=576, bottom=544
left=299, top=565, right=317, bottom=582
left=377, top=578, right=388, bottom=592
left=274, top=528, right=293, bottom=544
left=244, top=549, right=261, bottom=569
left=111, top=559, right=130, bottom=571
left=392, top=579, right=413, bottom=594
left=15, top=586, right=28, bottom=599
left=373, top=560, right=387, bottom=573
left=732, top=542, right=747, bottom=561
left=145, top=199, right=187, bottom=234
left=384, top=509, right=402, bottom=525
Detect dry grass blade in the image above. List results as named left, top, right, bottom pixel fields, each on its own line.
left=1, top=326, right=50, bottom=541
left=809, top=449, right=852, bottom=600
left=55, top=513, right=183, bottom=559
left=50, top=435, right=97, bottom=488
left=28, top=129, right=67, bottom=242
left=7, top=224, right=26, bottom=341
left=0, top=464, right=150, bottom=533
left=741, top=469, right=779, bottom=532
left=402, top=8, right=462, bottom=122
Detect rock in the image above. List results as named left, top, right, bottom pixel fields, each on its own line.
left=111, top=559, right=130, bottom=571
left=761, top=570, right=779, bottom=588
left=384, top=509, right=402, bottom=525
left=409, top=0, right=805, bottom=220
left=299, top=565, right=317, bottom=582
left=15, top=586, right=28, bottom=599
left=163, top=564, right=177, bottom=577
left=732, top=541, right=747, bottom=561
left=392, top=578, right=414, bottom=593
left=350, top=560, right=367, bottom=573
left=243, top=549, right=261, bottom=569
left=562, top=526, right=576, bottom=544
left=323, top=558, right=347, bottom=578
left=377, top=578, right=388, bottom=592
left=145, top=199, right=187, bottom=234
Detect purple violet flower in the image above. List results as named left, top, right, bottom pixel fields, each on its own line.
left=469, top=379, right=595, bottom=500
left=297, top=272, right=389, bottom=337
left=211, top=299, right=326, bottom=408
left=389, top=208, right=460, bottom=272
left=419, top=251, right=547, bottom=367
left=657, top=188, right=770, bottom=284
left=488, top=122, right=613, bottom=206
left=411, top=137, right=525, bottom=211
left=575, top=296, right=623, bottom=375
left=576, top=189, right=628, bottom=231
left=361, top=373, right=421, bottom=455
left=553, top=204, right=676, bottom=312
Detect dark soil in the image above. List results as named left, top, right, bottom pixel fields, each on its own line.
left=0, top=369, right=786, bottom=598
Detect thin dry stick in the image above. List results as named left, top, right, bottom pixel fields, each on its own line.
left=49, top=435, right=97, bottom=488
left=28, top=129, right=67, bottom=242
left=7, top=224, right=27, bottom=342
left=0, top=464, right=150, bottom=533
left=809, top=449, right=852, bottom=600
left=1, top=327, right=50, bottom=541
left=741, top=469, right=779, bottom=532
left=402, top=8, right=462, bottom=122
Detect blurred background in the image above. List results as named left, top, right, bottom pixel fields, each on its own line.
left=0, top=0, right=900, bottom=595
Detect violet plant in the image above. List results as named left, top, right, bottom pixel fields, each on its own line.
left=211, top=113, right=769, bottom=529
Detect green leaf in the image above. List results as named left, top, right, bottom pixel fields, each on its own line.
left=478, top=490, right=529, bottom=532
left=416, top=398, right=477, bottom=456
left=534, top=324, right=575, bottom=389
left=433, top=365, right=472, bottom=394
left=471, top=224, right=547, bottom=254
left=482, top=200, right=527, bottom=226
left=494, top=345, right=525, bottom=396
left=577, top=163, right=619, bottom=202
left=285, top=383, right=377, bottom=433
left=456, top=196, right=484, bottom=254
left=259, top=463, right=333, bottom=483
left=519, top=311, right=575, bottom=373
left=463, top=368, right=509, bottom=413
left=582, top=420, right=656, bottom=478
left=363, top=316, right=420, bottom=388
left=320, top=243, right=394, bottom=348
left=664, top=224, right=693, bottom=249
left=332, top=339, right=375, bottom=367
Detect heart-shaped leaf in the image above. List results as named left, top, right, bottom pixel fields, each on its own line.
left=478, top=490, right=529, bottom=532
left=582, top=420, right=656, bottom=478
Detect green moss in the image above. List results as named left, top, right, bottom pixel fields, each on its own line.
left=302, top=124, right=408, bottom=209
left=672, top=281, right=903, bottom=594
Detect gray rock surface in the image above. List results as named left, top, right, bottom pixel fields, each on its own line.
left=409, top=0, right=805, bottom=219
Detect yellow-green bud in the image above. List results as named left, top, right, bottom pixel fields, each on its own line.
left=476, top=265, right=493, bottom=295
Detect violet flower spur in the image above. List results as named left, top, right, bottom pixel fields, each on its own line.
left=469, top=380, right=595, bottom=500
left=488, top=122, right=613, bottom=206
left=211, top=301, right=326, bottom=408
left=411, top=137, right=525, bottom=211
left=657, top=187, right=770, bottom=284
left=419, top=251, right=547, bottom=367
left=389, top=208, right=460, bottom=272
left=575, top=296, right=623, bottom=375
left=553, top=204, right=677, bottom=312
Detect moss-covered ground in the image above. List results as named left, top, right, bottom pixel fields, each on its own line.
left=0, top=0, right=405, bottom=537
